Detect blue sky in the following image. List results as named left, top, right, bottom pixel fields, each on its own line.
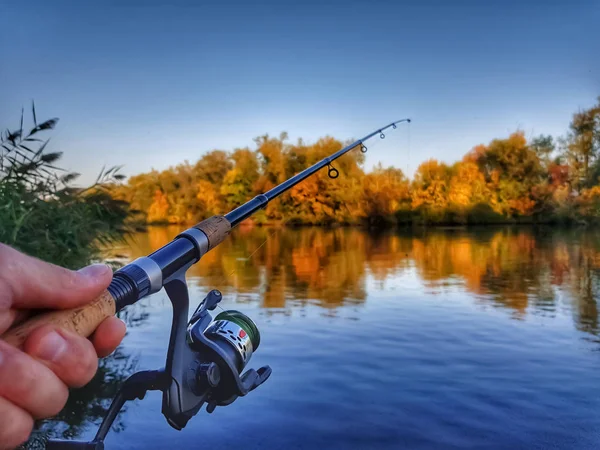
left=1, top=0, right=598, bottom=184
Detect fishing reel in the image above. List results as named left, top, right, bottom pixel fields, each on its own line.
left=47, top=284, right=271, bottom=450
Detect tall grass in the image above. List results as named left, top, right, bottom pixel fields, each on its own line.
left=0, top=103, right=131, bottom=268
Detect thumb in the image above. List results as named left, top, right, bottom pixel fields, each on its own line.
left=0, top=244, right=113, bottom=310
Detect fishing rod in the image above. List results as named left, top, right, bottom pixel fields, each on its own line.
left=3, top=118, right=410, bottom=449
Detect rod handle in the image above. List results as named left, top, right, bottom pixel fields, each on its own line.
left=193, top=215, right=232, bottom=250
left=1, top=290, right=116, bottom=349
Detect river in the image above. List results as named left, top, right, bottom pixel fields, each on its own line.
left=30, top=226, right=600, bottom=449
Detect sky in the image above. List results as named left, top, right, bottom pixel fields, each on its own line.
left=1, top=0, right=599, bottom=184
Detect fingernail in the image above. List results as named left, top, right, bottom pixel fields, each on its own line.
left=78, top=264, right=111, bottom=281
left=35, top=331, right=68, bottom=362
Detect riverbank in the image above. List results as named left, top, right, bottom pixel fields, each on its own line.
left=140, top=212, right=595, bottom=230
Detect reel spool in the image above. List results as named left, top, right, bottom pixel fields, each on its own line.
left=204, top=310, right=261, bottom=371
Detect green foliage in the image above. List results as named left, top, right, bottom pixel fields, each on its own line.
left=466, top=203, right=507, bottom=225
left=530, top=134, right=555, bottom=169
left=0, top=104, right=131, bottom=268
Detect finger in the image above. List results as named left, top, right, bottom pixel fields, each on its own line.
left=0, top=397, right=33, bottom=450
left=0, top=309, right=29, bottom=336
left=0, top=340, right=68, bottom=419
left=24, top=325, right=98, bottom=388
left=91, top=316, right=126, bottom=358
left=0, top=243, right=112, bottom=311
left=0, top=308, right=18, bottom=336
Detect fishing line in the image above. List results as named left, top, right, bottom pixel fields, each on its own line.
left=217, top=209, right=296, bottom=298
left=407, top=119, right=411, bottom=178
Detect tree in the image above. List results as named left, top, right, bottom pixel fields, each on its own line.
left=220, top=148, right=259, bottom=209
left=255, top=132, right=288, bottom=190
left=472, top=132, right=543, bottom=216
left=448, top=161, right=491, bottom=211
left=411, top=159, right=452, bottom=223
left=147, top=189, right=170, bottom=223
left=362, top=165, right=410, bottom=220
left=530, top=135, right=555, bottom=169
left=194, top=150, right=232, bottom=186
left=562, top=98, right=600, bottom=188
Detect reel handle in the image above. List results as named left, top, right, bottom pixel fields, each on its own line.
left=241, top=366, right=272, bottom=392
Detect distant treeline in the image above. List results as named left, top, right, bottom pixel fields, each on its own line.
left=111, top=97, right=600, bottom=226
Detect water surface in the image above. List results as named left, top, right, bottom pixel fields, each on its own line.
left=34, top=226, right=600, bottom=449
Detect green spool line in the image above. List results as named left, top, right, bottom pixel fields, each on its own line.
left=215, top=310, right=261, bottom=350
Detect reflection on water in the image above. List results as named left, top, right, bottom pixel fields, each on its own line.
left=28, top=226, right=600, bottom=449
left=26, top=348, right=139, bottom=449
left=26, top=302, right=149, bottom=448
left=118, top=226, right=600, bottom=335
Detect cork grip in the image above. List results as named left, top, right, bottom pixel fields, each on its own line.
left=1, top=289, right=117, bottom=349
left=193, top=215, right=232, bottom=250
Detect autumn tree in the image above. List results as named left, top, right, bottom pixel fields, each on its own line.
left=472, top=132, right=543, bottom=216
left=147, top=189, right=170, bottom=223
left=253, top=133, right=289, bottom=220
left=120, top=171, right=160, bottom=213
left=411, top=159, right=452, bottom=223
left=255, top=133, right=288, bottom=190
left=220, top=148, right=259, bottom=209
left=448, top=160, right=491, bottom=213
left=194, top=150, right=232, bottom=186
left=287, top=137, right=365, bottom=224
left=562, top=98, right=600, bottom=189
left=530, top=135, right=555, bottom=170
left=362, top=164, right=410, bottom=222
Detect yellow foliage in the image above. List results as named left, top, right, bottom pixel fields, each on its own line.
left=448, top=161, right=490, bottom=208
left=113, top=124, right=600, bottom=225
left=577, top=186, right=600, bottom=217
left=147, top=190, right=170, bottom=223
left=196, top=179, right=222, bottom=215
left=411, top=159, right=450, bottom=213
left=362, top=166, right=409, bottom=217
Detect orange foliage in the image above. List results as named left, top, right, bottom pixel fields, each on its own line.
left=448, top=161, right=491, bottom=208
left=362, top=165, right=410, bottom=217
left=411, top=160, right=451, bottom=220
left=147, top=190, right=170, bottom=223
left=577, top=186, right=600, bottom=217
left=114, top=106, right=600, bottom=225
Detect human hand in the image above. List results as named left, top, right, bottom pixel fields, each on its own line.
left=0, top=243, right=127, bottom=449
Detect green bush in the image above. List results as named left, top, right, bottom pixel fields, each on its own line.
left=466, top=203, right=507, bottom=225
left=0, top=104, right=131, bottom=268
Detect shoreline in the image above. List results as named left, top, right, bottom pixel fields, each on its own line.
left=138, top=219, right=592, bottom=230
